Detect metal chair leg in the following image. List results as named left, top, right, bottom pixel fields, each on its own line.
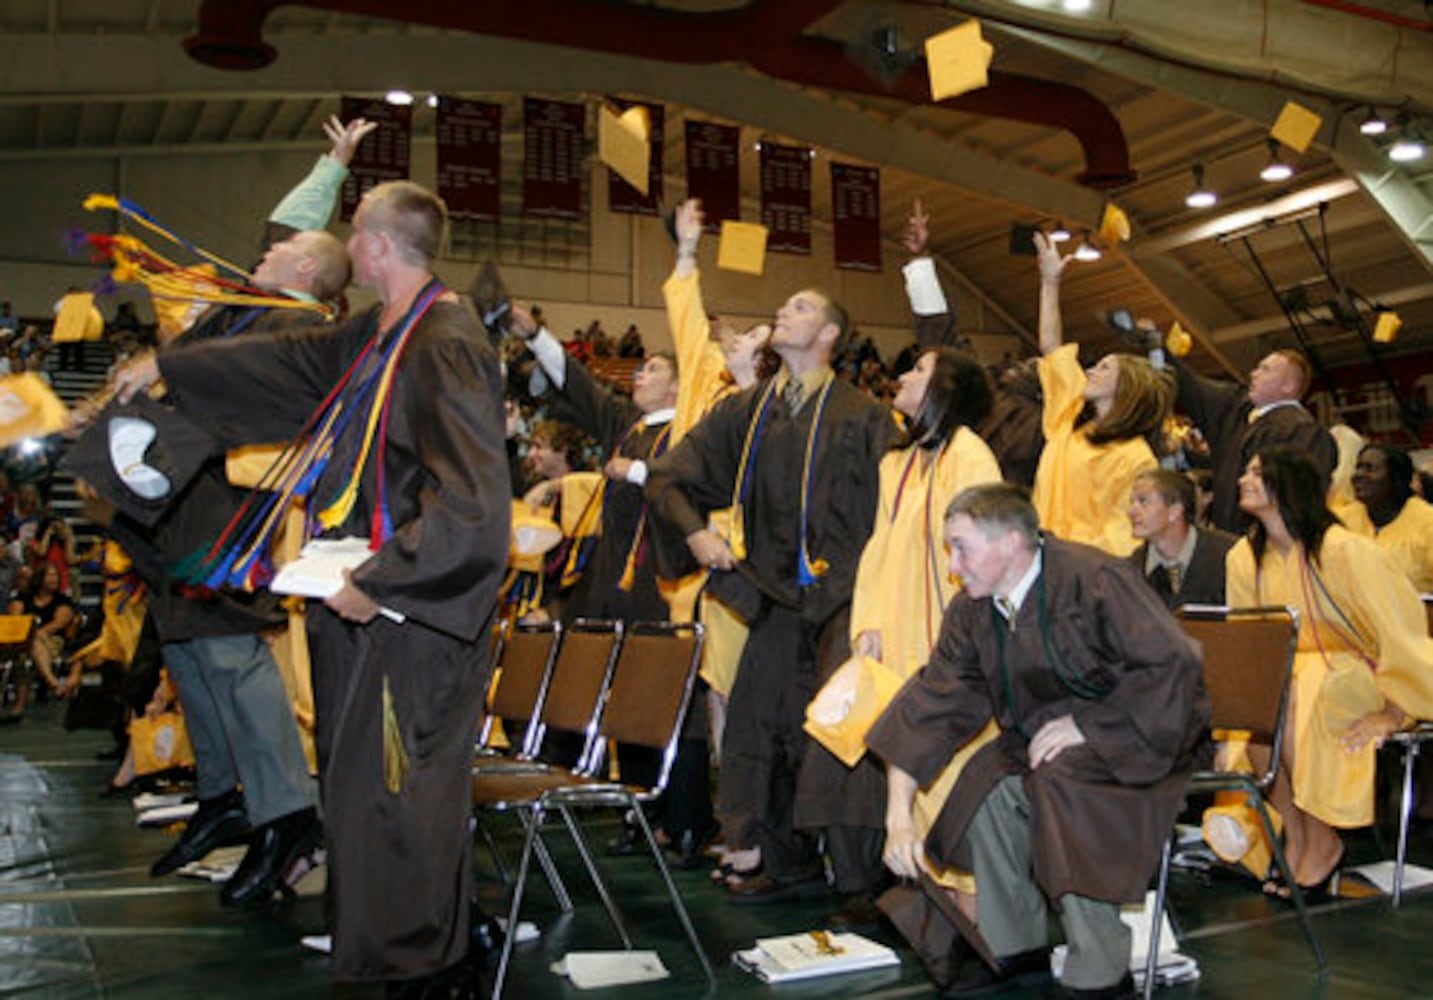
left=1257, top=797, right=1327, bottom=971
left=479, top=820, right=511, bottom=886
left=493, top=804, right=543, bottom=1000
left=556, top=802, right=632, bottom=948
left=1142, top=837, right=1173, bottom=1000
left=1394, top=741, right=1420, bottom=908
left=631, top=801, right=715, bottom=985
left=516, top=809, right=573, bottom=913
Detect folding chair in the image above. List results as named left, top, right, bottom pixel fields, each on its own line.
left=1144, top=605, right=1323, bottom=1000
left=477, top=620, right=563, bottom=760
left=483, top=621, right=712, bottom=998
left=472, top=619, right=624, bottom=911
left=1383, top=594, right=1433, bottom=907
left=0, top=614, right=36, bottom=721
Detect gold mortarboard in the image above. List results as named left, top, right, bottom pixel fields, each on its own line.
left=1098, top=202, right=1131, bottom=246
left=1271, top=101, right=1322, bottom=154
left=598, top=103, right=651, bottom=196
left=0, top=373, right=69, bottom=448
left=1373, top=310, right=1402, bottom=343
left=716, top=221, right=769, bottom=276
left=53, top=291, right=104, bottom=344
left=1166, top=320, right=1193, bottom=357
left=924, top=19, right=994, bottom=102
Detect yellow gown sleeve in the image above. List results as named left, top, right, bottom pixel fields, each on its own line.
left=1038, top=343, right=1086, bottom=440
left=664, top=269, right=729, bottom=444
left=849, top=450, right=899, bottom=644
left=1323, top=531, right=1433, bottom=722
left=1225, top=538, right=1258, bottom=607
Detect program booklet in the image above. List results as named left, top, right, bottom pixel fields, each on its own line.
left=733, top=930, right=899, bottom=983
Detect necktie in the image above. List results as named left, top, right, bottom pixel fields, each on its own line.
left=1164, top=562, right=1183, bottom=594
left=995, top=595, right=1017, bottom=629
left=782, top=377, right=804, bottom=415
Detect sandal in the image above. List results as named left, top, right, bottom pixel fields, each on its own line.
left=1267, top=848, right=1344, bottom=906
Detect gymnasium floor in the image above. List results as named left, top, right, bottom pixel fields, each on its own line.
left=3, top=702, right=1431, bottom=998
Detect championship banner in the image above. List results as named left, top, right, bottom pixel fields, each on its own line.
left=606, top=99, right=663, bottom=216
left=760, top=142, right=811, bottom=255
left=684, top=120, right=740, bottom=231
left=522, top=97, right=585, bottom=220
left=831, top=162, right=882, bottom=272
left=339, top=96, right=412, bottom=223
left=436, top=98, right=503, bottom=223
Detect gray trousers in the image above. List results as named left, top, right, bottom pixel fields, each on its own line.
left=968, top=775, right=1130, bottom=990
left=164, top=634, right=315, bottom=827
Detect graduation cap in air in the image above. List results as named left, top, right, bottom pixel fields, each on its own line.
left=468, top=259, right=511, bottom=347
left=844, top=18, right=922, bottom=91
left=0, top=373, right=69, bottom=449
left=61, top=394, right=216, bottom=525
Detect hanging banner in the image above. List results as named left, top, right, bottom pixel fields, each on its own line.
left=760, top=142, right=811, bottom=255
left=339, top=97, right=412, bottom=223
left=436, top=98, right=503, bottom=223
left=522, top=97, right=585, bottom=220
left=606, top=99, right=663, bottom=216
left=684, top=120, right=740, bottom=230
left=831, top=162, right=882, bottom=272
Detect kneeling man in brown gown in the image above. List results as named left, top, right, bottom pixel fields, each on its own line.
left=867, top=483, right=1209, bottom=999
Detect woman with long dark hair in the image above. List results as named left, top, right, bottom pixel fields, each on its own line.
left=1226, top=448, right=1433, bottom=899
left=822, top=347, right=1001, bottom=922
left=1031, top=233, right=1171, bottom=554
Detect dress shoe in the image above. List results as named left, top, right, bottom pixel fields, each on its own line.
left=220, top=807, right=321, bottom=907
left=605, top=821, right=642, bottom=857
left=150, top=789, right=249, bottom=877
left=944, top=947, right=1052, bottom=997
left=469, top=906, right=505, bottom=966
left=1061, top=972, right=1136, bottom=999
left=727, top=869, right=827, bottom=907
left=668, top=823, right=719, bottom=871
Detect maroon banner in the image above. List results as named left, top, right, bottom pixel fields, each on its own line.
left=339, top=96, right=412, bottom=223
left=684, top=120, right=740, bottom=230
left=435, top=98, right=503, bottom=223
left=1311, top=350, right=1433, bottom=446
left=522, top=97, right=585, bottom=220
left=831, top=162, right=882, bottom=272
left=760, top=142, right=811, bottom=255
left=606, top=99, right=664, bottom=216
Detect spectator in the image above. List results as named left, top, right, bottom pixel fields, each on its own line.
left=9, top=562, right=78, bottom=698
left=617, top=323, right=645, bottom=358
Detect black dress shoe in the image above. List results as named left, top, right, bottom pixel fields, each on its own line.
left=220, top=807, right=321, bottom=907
left=727, top=869, right=827, bottom=906
left=945, top=947, right=1052, bottom=997
left=150, top=789, right=249, bottom=877
left=468, top=909, right=506, bottom=966
left=825, top=893, right=885, bottom=932
left=605, top=821, right=642, bottom=857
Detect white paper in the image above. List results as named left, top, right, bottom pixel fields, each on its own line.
left=734, top=931, right=899, bottom=983
left=270, top=537, right=406, bottom=623
left=136, top=801, right=198, bottom=827
left=552, top=950, right=668, bottom=989
left=1348, top=860, right=1433, bottom=895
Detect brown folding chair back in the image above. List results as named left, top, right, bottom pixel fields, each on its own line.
left=594, top=621, right=704, bottom=790
left=536, top=619, right=623, bottom=771
left=481, top=621, right=562, bottom=757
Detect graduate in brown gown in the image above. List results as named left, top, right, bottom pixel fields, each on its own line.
left=115, top=181, right=510, bottom=991
left=868, top=483, right=1208, bottom=997
left=647, top=289, right=895, bottom=908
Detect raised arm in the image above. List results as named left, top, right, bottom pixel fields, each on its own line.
left=1033, top=231, right=1073, bottom=357
left=267, top=115, right=377, bottom=233
left=900, top=199, right=964, bottom=350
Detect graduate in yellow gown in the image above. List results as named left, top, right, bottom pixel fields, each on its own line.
left=844, top=347, right=1001, bottom=913
left=1030, top=233, right=1169, bottom=556
left=1226, top=449, right=1433, bottom=895
left=1349, top=444, right=1433, bottom=594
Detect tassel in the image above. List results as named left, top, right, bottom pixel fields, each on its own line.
left=382, top=674, right=409, bottom=795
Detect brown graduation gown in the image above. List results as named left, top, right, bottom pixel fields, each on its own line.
left=158, top=299, right=510, bottom=982
left=866, top=537, right=1210, bottom=905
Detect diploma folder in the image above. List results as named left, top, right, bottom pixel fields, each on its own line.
left=733, top=930, right=899, bottom=983
left=270, top=537, right=405, bottom=623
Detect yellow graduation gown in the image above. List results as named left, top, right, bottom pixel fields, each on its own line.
left=848, top=428, right=1003, bottom=889
left=1227, top=528, right=1433, bottom=827
left=1346, top=498, right=1433, bottom=595
left=1032, top=344, right=1156, bottom=557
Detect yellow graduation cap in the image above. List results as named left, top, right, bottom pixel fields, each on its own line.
left=53, top=291, right=104, bottom=343
left=1271, top=100, right=1322, bottom=154
left=1097, top=202, right=1131, bottom=246
left=598, top=103, right=651, bottom=195
left=510, top=501, right=564, bottom=559
left=1166, top=320, right=1193, bottom=357
left=559, top=471, right=605, bottom=538
left=1373, top=310, right=1402, bottom=344
left=924, top=19, right=994, bottom=102
left=717, top=220, right=768, bottom=276
left=0, top=373, right=69, bottom=448
left=803, top=654, right=907, bottom=768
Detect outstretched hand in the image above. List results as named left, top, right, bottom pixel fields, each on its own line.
left=675, top=198, right=703, bottom=254
left=324, top=115, right=379, bottom=167
left=902, top=198, right=929, bottom=256
left=1033, top=231, right=1072, bottom=284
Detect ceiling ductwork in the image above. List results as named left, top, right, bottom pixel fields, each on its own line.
left=183, top=0, right=1137, bottom=188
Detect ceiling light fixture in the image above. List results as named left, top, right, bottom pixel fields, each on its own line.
left=1073, top=237, right=1102, bottom=262
left=1259, top=139, right=1293, bottom=183
left=426, top=94, right=440, bottom=109
left=1062, top=0, right=1094, bottom=11
left=384, top=89, right=414, bottom=106
left=1358, top=108, right=1389, bottom=136
left=1389, top=117, right=1426, bottom=163
left=1049, top=221, right=1072, bottom=243
left=1185, top=164, right=1217, bottom=209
